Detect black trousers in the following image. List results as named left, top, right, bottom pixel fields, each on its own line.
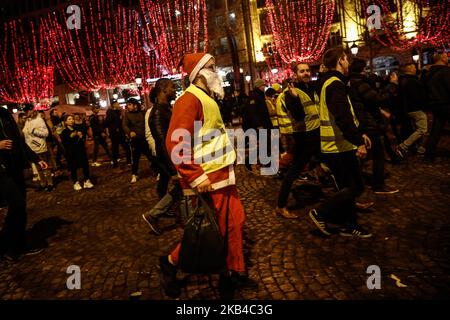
left=110, top=131, right=131, bottom=166
left=67, top=154, right=90, bottom=183
left=277, top=129, right=320, bottom=208
left=157, top=169, right=171, bottom=199
left=317, top=150, right=364, bottom=227
left=93, top=135, right=112, bottom=162
left=425, top=108, right=450, bottom=160
left=369, top=133, right=385, bottom=190
left=130, top=136, right=154, bottom=175
left=0, top=170, right=27, bottom=255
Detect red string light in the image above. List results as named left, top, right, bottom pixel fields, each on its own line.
left=0, top=19, right=54, bottom=105
left=140, top=0, right=208, bottom=74
left=41, top=0, right=159, bottom=91
left=362, top=0, right=450, bottom=51
left=265, top=0, right=335, bottom=63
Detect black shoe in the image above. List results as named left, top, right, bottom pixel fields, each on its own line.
left=46, top=185, right=54, bottom=192
left=142, top=214, right=162, bottom=235
left=309, top=209, right=331, bottom=236
left=230, top=271, right=259, bottom=290
left=165, top=210, right=176, bottom=217
left=159, top=256, right=181, bottom=298
left=395, top=146, right=407, bottom=159
left=373, top=186, right=399, bottom=195
left=22, top=247, right=45, bottom=256
left=1, top=252, right=19, bottom=263
left=339, top=225, right=372, bottom=238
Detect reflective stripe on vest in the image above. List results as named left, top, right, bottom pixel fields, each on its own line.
left=265, top=98, right=279, bottom=127
left=275, top=91, right=293, bottom=134
left=293, top=88, right=320, bottom=132
left=275, top=88, right=320, bottom=134
left=184, top=85, right=236, bottom=172
left=319, top=76, right=359, bottom=153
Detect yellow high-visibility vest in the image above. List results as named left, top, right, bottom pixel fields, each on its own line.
left=184, top=85, right=236, bottom=173
left=319, top=76, right=359, bottom=153
left=276, top=87, right=320, bottom=134
left=265, top=97, right=279, bottom=127
left=275, top=89, right=293, bottom=134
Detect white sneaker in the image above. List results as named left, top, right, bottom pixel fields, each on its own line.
left=73, top=182, right=82, bottom=191
left=83, top=179, right=94, bottom=189
left=130, top=175, right=138, bottom=184
left=91, top=162, right=102, bottom=167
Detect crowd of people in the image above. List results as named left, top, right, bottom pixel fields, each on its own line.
left=1, top=48, right=449, bottom=299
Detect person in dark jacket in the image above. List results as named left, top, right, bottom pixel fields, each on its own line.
left=396, top=63, right=428, bottom=158
left=89, top=106, right=113, bottom=166
left=60, top=115, right=94, bottom=191
left=349, top=58, right=399, bottom=194
left=242, top=79, right=272, bottom=172
left=0, top=107, right=48, bottom=260
left=122, top=98, right=155, bottom=183
left=49, top=109, right=65, bottom=169
left=142, top=79, right=182, bottom=235
left=309, top=47, right=372, bottom=238
left=424, top=53, right=450, bottom=161
left=105, top=102, right=131, bottom=168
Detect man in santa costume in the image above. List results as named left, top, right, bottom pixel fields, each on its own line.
left=160, top=52, right=251, bottom=299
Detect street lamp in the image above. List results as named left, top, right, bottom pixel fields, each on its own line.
left=412, top=48, right=420, bottom=63
left=350, top=42, right=359, bottom=55
left=135, top=77, right=142, bottom=86
left=245, top=75, right=251, bottom=82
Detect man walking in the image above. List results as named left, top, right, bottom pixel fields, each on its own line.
left=309, top=47, right=372, bottom=238
left=161, top=53, right=252, bottom=299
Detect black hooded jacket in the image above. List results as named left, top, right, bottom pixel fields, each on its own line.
left=424, top=65, right=450, bottom=110
left=398, top=73, right=427, bottom=113
left=349, top=73, right=392, bottom=134
left=149, top=102, right=176, bottom=176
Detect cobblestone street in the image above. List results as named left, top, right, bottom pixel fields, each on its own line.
left=1, top=138, right=449, bottom=300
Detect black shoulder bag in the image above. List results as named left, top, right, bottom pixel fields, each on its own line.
left=179, top=193, right=229, bottom=274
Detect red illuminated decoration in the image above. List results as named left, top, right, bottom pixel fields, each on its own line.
left=0, top=20, right=54, bottom=105
left=265, top=0, right=336, bottom=63
left=140, top=0, right=208, bottom=75
left=41, top=0, right=159, bottom=91
left=362, top=0, right=450, bottom=51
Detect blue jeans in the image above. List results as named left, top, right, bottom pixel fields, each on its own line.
left=147, top=182, right=182, bottom=219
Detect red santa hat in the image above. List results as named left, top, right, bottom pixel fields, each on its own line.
left=182, top=52, right=214, bottom=83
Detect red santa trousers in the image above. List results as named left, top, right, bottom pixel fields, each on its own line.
left=169, top=185, right=246, bottom=273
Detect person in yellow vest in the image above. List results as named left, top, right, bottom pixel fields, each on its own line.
left=274, top=62, right=321, bottom=219
left=162, top=53, right=254, bottom=299
left=309, top=47, right=373, bottom=238
left=265, top=87, right=279, bottom=129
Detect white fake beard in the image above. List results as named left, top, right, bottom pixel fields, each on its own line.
left=199, top=69, right=225, bottom=100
